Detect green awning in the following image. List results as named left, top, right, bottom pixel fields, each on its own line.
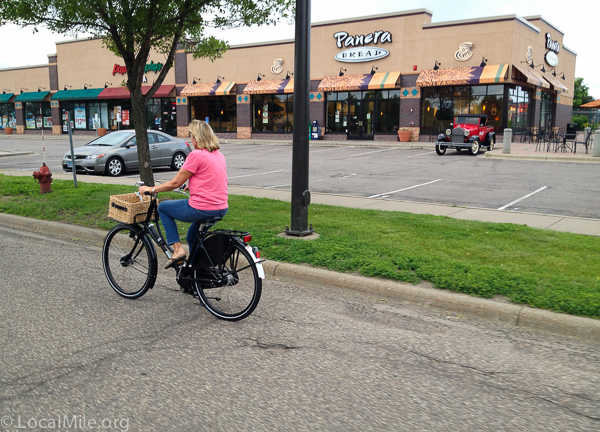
left=51, top=88, right=104, bottom=101
left=14, top=91, right=50, bottom=102
left=0, top=93, right=14, bottom=103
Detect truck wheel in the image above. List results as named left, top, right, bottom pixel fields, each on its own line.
left=469, top=140, right=480, bottom=156
left=435, top=144, right=447, bottom=155
left=487, top=136, right=495, bottom=151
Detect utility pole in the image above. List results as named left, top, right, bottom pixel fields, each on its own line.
left=285, top=0, right=314, bottom=237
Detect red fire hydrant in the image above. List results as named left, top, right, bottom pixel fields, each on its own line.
left=33, top=163, right=53, bottom=194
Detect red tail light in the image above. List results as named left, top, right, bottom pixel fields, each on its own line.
left=185, top=142, right=190, bottom=148
left=243, top=235, right=252, bottom=243
left=254, top=250, right=261, bottom=258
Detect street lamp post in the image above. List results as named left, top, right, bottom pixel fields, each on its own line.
left=285, top=0, right=314, bottom=236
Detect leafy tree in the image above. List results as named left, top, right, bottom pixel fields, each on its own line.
left=573, top=77, right=594, bottom=109
left=1, top=0, right=293, bottom=185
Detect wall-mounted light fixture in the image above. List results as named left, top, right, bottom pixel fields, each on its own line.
left=558, top=72, right=565, bottom=80
left=548, top=68, right=565, bottom=79
left=192, top=77, right=200, bottom=85
left=285, top=71, right=293, bottom=80
left=339, top=68, right=346, bottom=77
left=520, top=60, right=535, bottom=69
left=256, top=73, right=265, bottom=81
left=38, top=86, right=45, bottom=92
left=2, top=89, right=10, bottom=94
left=20, top=88, right=28, bottom=94
left=104, top=82, right=112, bottom=88
left=83, top=83, right=92, bottom=90
left=433, top=61, right=441, bottom=71
left=64, top=85, right=72, bottom=91
left=216, top=75, right=224, bottom=83
left=370, top=66, right=378, bottom=75
left=480, top=57, right=488, bottom=67
left=537, top=64, right=546, bottom=73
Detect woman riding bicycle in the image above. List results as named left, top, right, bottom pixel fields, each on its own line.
left=138, top=120, right=228, bottom=269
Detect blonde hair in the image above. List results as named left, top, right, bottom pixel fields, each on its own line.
left=189, top=120, right=220, bottom=151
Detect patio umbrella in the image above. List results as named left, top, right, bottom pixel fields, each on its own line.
left=580, top=99, right=600, bottom=109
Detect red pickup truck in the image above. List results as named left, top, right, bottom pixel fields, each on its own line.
left=435, top=114, right=496, bottom=156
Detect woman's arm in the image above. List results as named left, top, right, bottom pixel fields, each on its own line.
left=138, top=168, right=193, bottom=195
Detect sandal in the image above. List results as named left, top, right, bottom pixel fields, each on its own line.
left=165, top=255, right=186, bottom=269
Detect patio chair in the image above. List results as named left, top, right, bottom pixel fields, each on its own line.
left=573, top=129, right=592, bottom=154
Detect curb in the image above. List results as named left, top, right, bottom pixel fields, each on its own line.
left=0, top=151, right=35, bottom=158
left=485, top=152, right=600, bottom=163
left=1, top=212, right=598, bottom=343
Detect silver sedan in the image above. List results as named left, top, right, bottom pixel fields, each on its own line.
left=62, top=130, right=192, bottom=176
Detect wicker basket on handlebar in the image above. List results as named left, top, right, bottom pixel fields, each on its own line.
left=108, top=193, right=155, bottom=224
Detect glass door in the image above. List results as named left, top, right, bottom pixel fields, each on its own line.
left=347, top=100, right=374, bottom=140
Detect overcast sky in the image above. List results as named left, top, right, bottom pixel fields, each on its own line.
left=1, top=0, right=598, bottom=99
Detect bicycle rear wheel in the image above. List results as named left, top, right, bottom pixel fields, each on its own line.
left=102, top=224, right=157, bottom=299
left=194, top=241, right=262, bottom=321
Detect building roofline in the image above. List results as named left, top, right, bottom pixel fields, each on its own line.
left=423, top=14, right=540, bottom=34
left=522, top=15, right=564, bottom=35
left=563, top=45, right=577, bottom=56
left=311, top=8, right=433, bottom=28
left=0, top=64, right=49, bottom=72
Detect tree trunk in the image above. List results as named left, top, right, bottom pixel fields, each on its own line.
left=130, top=88, right=154, bottom=186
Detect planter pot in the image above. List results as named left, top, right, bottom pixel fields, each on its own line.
left=5, top=127, right=14, bottom=135
left=97, top=128, right=107, bottom=136
left=398, top=130, right=411, bottom=142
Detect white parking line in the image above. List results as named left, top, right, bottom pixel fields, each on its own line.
left=228, top=169, right=288, bottom=179
left=368, top=179, right=443, bottom=199
left=351, top=148, right=398, bottom=157
left=407, top=151, right=436, bottom=157
left=497, top=186, right=547, bottom=211
left=311, top=147, right=341, bottom=154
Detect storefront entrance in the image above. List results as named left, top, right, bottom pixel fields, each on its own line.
left=348, top=100, right=374, bottom=140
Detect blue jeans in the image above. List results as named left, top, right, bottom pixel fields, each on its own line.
left=158, top=199, right=227, bottom=247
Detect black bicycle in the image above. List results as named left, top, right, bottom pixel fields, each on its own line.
left=102, top=182, right=264, bottom=321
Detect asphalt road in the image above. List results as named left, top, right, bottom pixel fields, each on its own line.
left=1, top=137, right=599, bottom=219
left=1, top=226, right=599, bottom=431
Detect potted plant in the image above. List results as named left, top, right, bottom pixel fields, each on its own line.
left=397, top=128, right=411, bottom=142
left=97, top=127, right=107, bottom=136
left=4, top=127, right=13, bottom=135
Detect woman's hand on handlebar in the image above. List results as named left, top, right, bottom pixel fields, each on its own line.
left=138, top=185, right=154, bottom=195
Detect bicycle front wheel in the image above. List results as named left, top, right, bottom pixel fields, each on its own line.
left=102, top=224, right=157, bottom=299
left=195, top=241, right=262, bottom=321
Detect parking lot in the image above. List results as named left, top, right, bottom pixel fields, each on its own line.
left=1, top=137, right=598, bottom=219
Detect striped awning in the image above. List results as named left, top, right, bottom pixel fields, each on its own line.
left=512, top=65, right=550, bottom=89
left=14, top=91, right=51, bottom=102
left=543, top=74, right=568, bottom=93
left=318, top=71, right=401, bottom=92
left=416, top=65, right=509, bottom=87
left=243, top=78, right=294, bottom=94
left=98, top=85, right=175, bottom=99
left=181, top=81, right=236, bottom=97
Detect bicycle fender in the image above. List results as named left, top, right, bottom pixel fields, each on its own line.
left=245, top=245, right=265, bottom=279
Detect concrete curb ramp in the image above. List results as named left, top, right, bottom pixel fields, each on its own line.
left=1, top=212, right=598, bottom=343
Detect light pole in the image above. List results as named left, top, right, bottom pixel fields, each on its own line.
left=285, top=0, right=313, bottom=236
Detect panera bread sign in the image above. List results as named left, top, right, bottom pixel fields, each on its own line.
left=333, top=30, right=392, bottom=63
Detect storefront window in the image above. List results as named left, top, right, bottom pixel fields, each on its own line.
left=0, top=104, right=16, bottom=129
left=325, top=90, right=399, bottom=134
left=25, top=102, right=51, bottom=130
left=253, top=94, right=293, bottom=132
left=62, top=101, right=110, bottom=132
left=420, top=85, right=505, bottom=134
left=507, top=85, right=531, bottom=133
left=539, top=92, right=553, bottom=131
left=190, top=96, right=236, bottom=133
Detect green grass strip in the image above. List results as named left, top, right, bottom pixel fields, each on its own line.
left=1, top=174, right=599, bottom=319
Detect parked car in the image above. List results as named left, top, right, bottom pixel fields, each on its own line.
left=435, top=114, right=495, bottom=156
left=62, top=130, right=192, bottom=176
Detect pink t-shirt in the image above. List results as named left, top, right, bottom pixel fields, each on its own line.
left=182, top=149, right=228, bottom=210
